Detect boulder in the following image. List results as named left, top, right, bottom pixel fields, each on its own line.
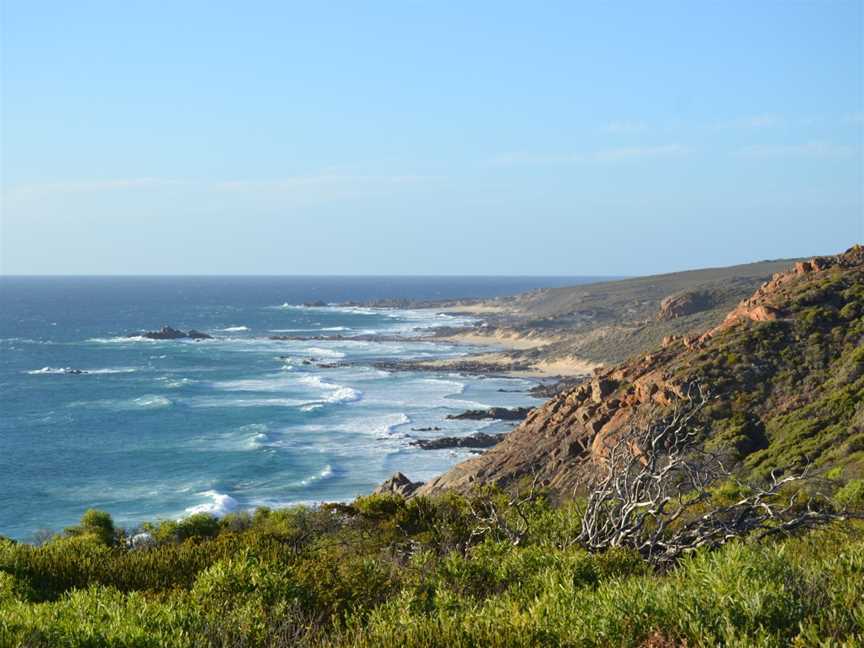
left=373, top=472, right=423, bottom=497
left=657, top=291, right=713, bottom=320
left=591, top=378, right=617, bottom=403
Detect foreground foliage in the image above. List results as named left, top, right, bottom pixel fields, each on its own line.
left=1, top=493, right=862, bottom=647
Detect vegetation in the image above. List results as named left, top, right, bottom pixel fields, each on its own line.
left=664, top=261, right=864, bottom=482
left=1, top=488, right=862, bottom=647
left=476, top=257, right=797, bottom=364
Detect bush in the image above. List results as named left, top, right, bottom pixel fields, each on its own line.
left=64, top=509, right=116, bottom=546
left=835, top=479, right=864, bottom=508
left=1, top=497, right=862, bottom=647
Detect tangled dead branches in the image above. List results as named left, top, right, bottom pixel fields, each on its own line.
left=467, top=473, right=542, bottom=546
left=577, top=383, right=851, bottom=567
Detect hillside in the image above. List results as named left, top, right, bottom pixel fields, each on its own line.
left=430, top=257, right=799, bottom=373
left=419, top=245, right=864, bottom=496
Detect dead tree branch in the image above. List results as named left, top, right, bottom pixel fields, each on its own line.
left=577, top=383, right=850, bottom=567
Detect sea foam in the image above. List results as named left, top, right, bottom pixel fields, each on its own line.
left=26, top=366, right=137, bottom=375
left=184, top=490, right=239, bottom=517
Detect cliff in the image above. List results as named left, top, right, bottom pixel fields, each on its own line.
left=418, top=245, right=864, bottom=496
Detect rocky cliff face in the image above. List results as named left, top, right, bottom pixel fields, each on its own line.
left=656, top=290, right=714, bottom=320
left=417, top=245, right=864, bottom=496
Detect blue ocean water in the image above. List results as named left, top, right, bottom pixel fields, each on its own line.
left=0, top=276, right=595, bottom=540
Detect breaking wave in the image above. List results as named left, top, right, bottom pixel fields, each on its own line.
left=184, top=490, right=239, bottom=517
left=299, top=464, right=336, bottom=486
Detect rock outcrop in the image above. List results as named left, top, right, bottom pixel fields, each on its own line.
left=373, top=472, right=424, bottom=497
left=446, top=407, right=533, bottom=421
left=409, top=432, right=506, bottom=451
left=129, top=326, right=212, bottom=340
left=656, top=290, right=714, bottom=320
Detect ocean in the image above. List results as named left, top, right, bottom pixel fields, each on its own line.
left=0, top=276, right=595, bottom=541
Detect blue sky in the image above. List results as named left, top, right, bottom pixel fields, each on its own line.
left=1, top=1, right=861, bottom=275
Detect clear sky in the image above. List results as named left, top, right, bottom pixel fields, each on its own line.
left=1, top=1, right=862, bottom=275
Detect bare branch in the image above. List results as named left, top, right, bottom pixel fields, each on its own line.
left=576, top=383, right=850, bottom=567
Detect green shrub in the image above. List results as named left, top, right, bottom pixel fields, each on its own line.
left=835, top=479, right=864, bottom=508
left=64, top=509, right=116, bottom=546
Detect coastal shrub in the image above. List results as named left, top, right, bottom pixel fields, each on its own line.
left=1, top=496, right=862, bottom=647
left=835, top=479, right=864, bottom=508
left=144, top=512, right=221, bottom=544
left=64, top=509, right=116, bottom=546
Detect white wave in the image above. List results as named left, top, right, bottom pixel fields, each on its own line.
left=1, top=337, right=49, bottom=345
left=298, top=375, right=363, bottom=404
left=249, top=432, right=270, bottom=449
left=24, top=367, right=83, bottom=376
left=26, top=366, right=136, bottom=375
left=302, top=347, right=346, bottom=359
left=299, top=464, right=335, bottom=486
left=300, top=403, right=324, bottom=412
left=238, top=424, right=272, bottom=450
left=322, top=326, right=349, bottom=331
left=337, top=412, right=411, bottom=438
left=71, top=394, right=173, bottom=410
left=131, top=395, right=173, bottom=409
left=215, top=375, right=298, bottom=392
left=184, top=490, right=239, bottom=517
left=161, top=377, right=197, bottom=389
left=186, top=397, right=308, bottom=408
left=420, top=377, right=467, bottom=394
left=88, top=335, right=159, bottom=344
left=324, top=386, right=362, bottom=403
left=221, top=325, right=249, bottom=332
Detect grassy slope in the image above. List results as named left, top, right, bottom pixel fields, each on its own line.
left=665, top=256, right=864, bottom=481
left=470, top=258, right=797, bottom=365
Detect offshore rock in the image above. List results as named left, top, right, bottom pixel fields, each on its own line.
left=409, top=432, right=506, bottom=450
left=446, top=407, right=533, bottom=421
left=129, top=326, right=213, bottom=340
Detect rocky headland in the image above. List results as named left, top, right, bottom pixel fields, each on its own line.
left=403, top=245, right=864, bottom=497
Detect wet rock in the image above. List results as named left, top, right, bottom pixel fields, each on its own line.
left=410, top=432, right=506, bottom=450
left=129, top=326, right=212, bottom=340
left=446, top=407, right=533, bottom=421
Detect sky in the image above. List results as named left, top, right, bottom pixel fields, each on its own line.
left=1, top=1, right=862, bottom=276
